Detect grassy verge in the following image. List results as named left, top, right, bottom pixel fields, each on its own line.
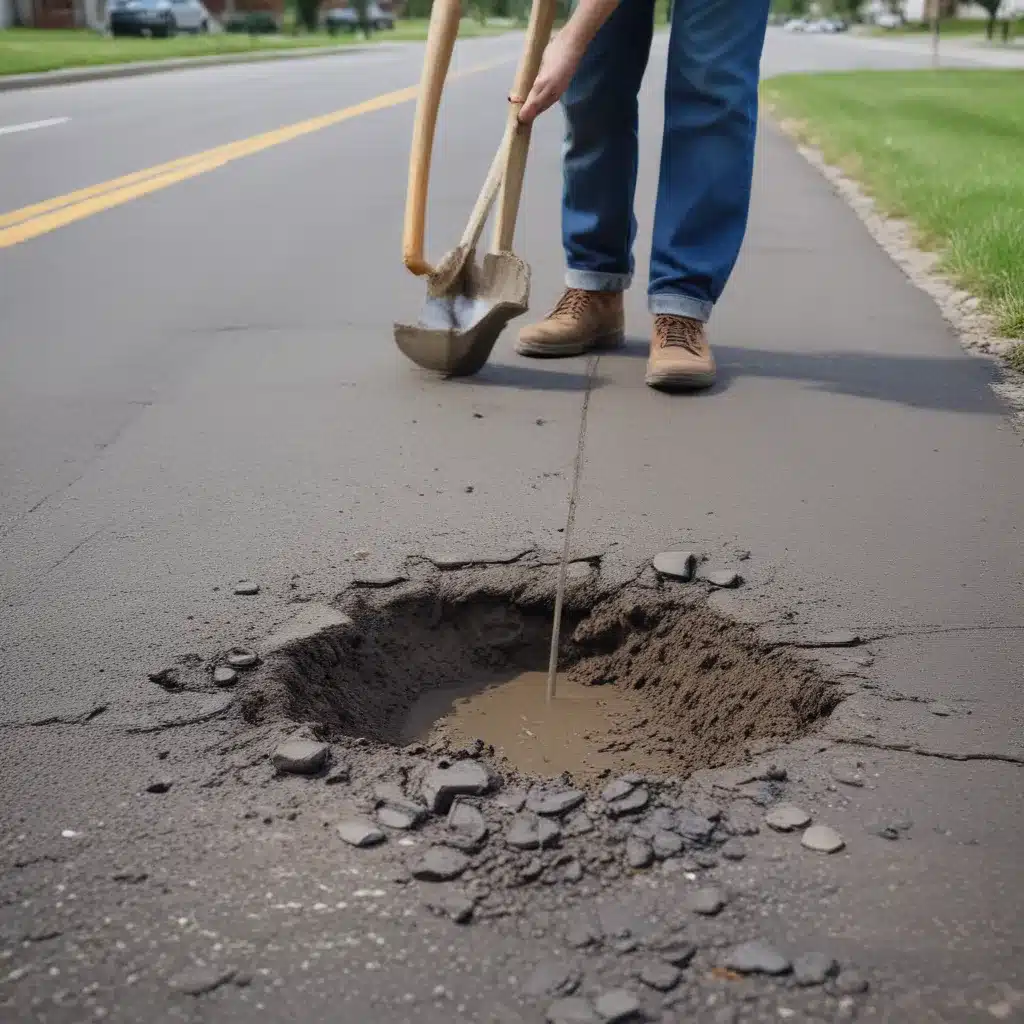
left=0, top=21, right=509, bottom=77
left=862, top=17, right=1021, bottom=41
left=763, top=70, right=1024, bottom=342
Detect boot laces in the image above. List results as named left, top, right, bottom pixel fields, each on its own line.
left=550, top=288, right=595, bottom=321
left=656, top=315, right=704, bottom=356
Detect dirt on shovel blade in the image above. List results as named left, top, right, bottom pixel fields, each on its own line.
left=394, top=252, right=530, bottom=377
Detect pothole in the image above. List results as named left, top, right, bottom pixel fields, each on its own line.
left=242, top=563, right=841, bottom=784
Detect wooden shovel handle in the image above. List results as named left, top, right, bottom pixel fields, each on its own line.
left=493, top=0, right=558, bottom=252
left=459, top=133, right=509, bottom=252
left=402, top=0, right=463, bottom=277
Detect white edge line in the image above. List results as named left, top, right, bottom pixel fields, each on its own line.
left=0, top=116, right=71, bottom=137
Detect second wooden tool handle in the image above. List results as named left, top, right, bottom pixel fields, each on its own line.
left=401, top=0, right=462, bottom=277
left=492, top=0, right=558, bottom=253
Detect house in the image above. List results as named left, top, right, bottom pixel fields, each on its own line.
left=1, top=0, right=289, bottom=28
left=867, top=0, right=1024, bottom=19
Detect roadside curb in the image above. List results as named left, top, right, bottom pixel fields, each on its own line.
left=0, top=43, right=383, bottom=92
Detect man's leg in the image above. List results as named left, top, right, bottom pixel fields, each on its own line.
left=517, top=0, right=655, bottom=358
left=645, top=0, right=770, bottom=390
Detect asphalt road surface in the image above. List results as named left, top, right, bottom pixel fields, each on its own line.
left=1, top=28, right=1022, bottom=1024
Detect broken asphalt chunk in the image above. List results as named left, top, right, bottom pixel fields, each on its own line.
left=374, top=783, right=428, bottom=829
left=793, top=952, right=838, bottom=987
left=421, top=760, right=492, bottom=814
left=213, top=666, right=238, bottom=687
left=446, top=799, right=488, bottom=851
left=563, top=811, right=595, bottom=837
left=652, top=830, right=684, bottom=860
left=425, top=890, right=476, bottom=924
left=594, top=989, right=641, bottom=1022
left=625, top=837, right=654, bottom=869
left=655, top=941, right=696, bottom=967
left=601, top=778, right=636, bottom=803
left=337, top=819, right=386, bottom=848
left=226, top=647, right=259, bottom=668
left=724, top=941, right=791, bottom=976
left=272, top=739, right=329, bottom=775
left=765, top=804, right=811, bottom=832
left=377, top=806, right=421, bottom=831
left=705, top=569, right=742, bottom=589
left=410, top=845, right=470, bottom=882
left=547, top=997, right=599, bottom=1024
left=836, top=969, right=869, bottom=995
left=639, top=960, right=681, bottom=992
left=506, top=813, right=561, bottom=850
left=653, top=551, right=697, bottom=582
left=527, top=788, right=586, bottom=817
left=675, top=811, right=715, bottom=843
left=690, top=886, right=727, bottom=916
left=605, top=788, right=649, bottom=819
left=802, top=825, right=845, bottom=853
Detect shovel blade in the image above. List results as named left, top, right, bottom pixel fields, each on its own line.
left=394, top=253, right=530, bottom=378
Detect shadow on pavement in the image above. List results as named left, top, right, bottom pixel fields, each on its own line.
left=713, top=345, right=1004, bottom=415
left=608, top=338, right=1003, bottom=415
left=464, top=362, right=607, bottom=392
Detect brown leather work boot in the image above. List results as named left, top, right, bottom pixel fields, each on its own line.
left=645, top=314, right=717, bottom=391
left=516, top=288, right=624, bottom=358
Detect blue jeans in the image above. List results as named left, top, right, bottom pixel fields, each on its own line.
left=561, top=0, right=770, bottom=321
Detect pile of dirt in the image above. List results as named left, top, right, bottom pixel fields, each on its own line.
left=565, top=593, right=839, bottom=776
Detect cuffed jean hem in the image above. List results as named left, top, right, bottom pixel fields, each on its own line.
left=565, top=269, right=632, bottom=292
left=648, top=291, right=714, bottom=323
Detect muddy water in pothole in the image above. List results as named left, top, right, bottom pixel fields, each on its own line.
left=402, top=670, right=639, bottom=779
left=253, top=583, right=839, bottom=782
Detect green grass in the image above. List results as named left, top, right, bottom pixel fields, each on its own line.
left=0, top=21, right=509, bottom=76
left=1007, top=343, right=1024, bottom=373
left=763, top=70, right=1024, bottom=341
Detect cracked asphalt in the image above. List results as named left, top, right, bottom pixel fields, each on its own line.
left=1, top=27, right=1022, bottom=1024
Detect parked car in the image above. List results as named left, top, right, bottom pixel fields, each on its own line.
left=324, top=3, right=395, bottom=33
left=108, top=0, right=209, bottom=36
left=783, top=16, right=848, bottom=34
left=873, top=11, right=903, bottom=29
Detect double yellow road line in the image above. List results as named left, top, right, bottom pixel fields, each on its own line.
left=1, top=58, right=506, bottom=250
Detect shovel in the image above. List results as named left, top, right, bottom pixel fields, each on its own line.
left=394, top=0, right=557, bottom=378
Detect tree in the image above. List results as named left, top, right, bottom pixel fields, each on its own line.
left=976, top=0, right=1003, bottom=39
left=832, top=0, right=861, bottom=22
left=770, top=0, right=809, bottom=18
left=295, top=0, right=321, bottom=33
left=351, top=0, right=373, bottom=37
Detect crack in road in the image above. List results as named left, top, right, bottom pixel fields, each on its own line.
left=835, top=736, right=1024, bottom=766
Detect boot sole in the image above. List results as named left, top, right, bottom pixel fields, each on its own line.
left=515, top=330, right=624, bottom=359
left=644, top=365, right=717, bottom=392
